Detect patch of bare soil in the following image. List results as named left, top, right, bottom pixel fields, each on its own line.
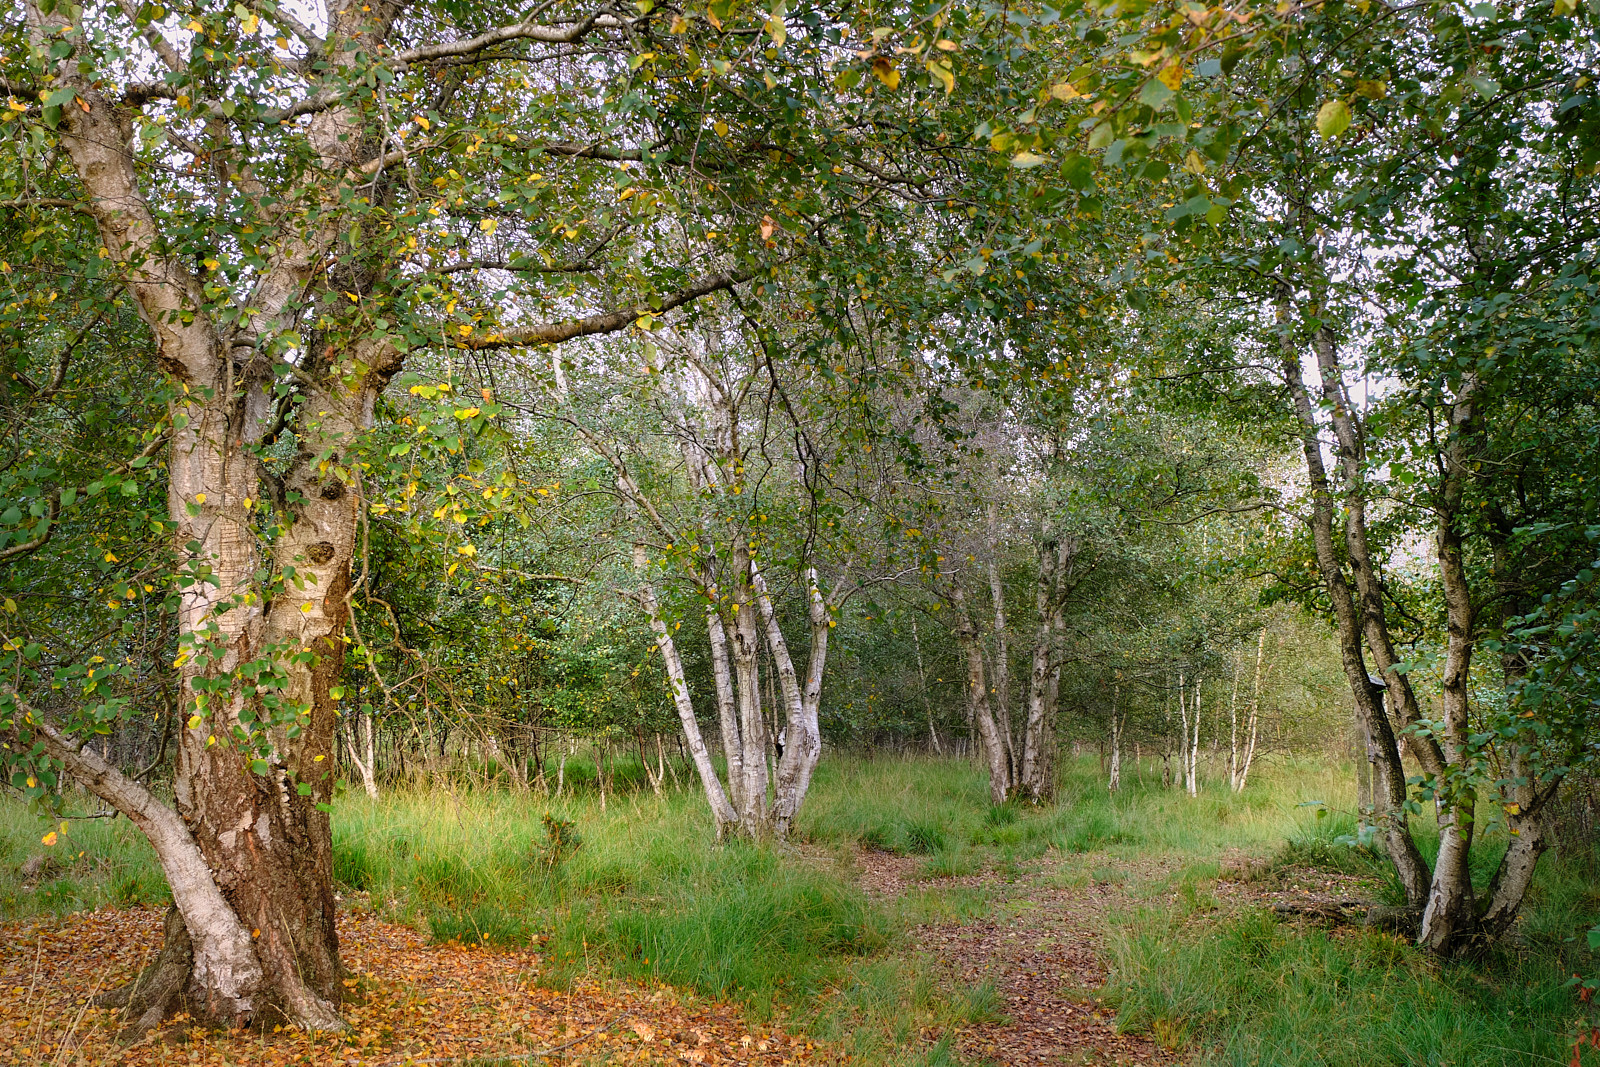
left=859, top=850, right=1179, bottom=1066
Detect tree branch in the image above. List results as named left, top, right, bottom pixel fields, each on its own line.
left=112, top=0, right=186, bottom=74
left=394, top=13, right=616, bottom=66
left=465, top=267, right=756, bottom=350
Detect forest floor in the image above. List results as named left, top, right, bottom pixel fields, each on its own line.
left=4, top=759, right=1594, bottom=1067
left=854, top=846, right=1179, bottom=1067
left=0, top=906, right=808, bottom=1067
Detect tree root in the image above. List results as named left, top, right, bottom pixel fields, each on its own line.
left=95, top=905, right=194, bottom=1043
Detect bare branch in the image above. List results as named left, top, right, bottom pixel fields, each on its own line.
left=466, top=267, right=756, bottom=350
left=394, top=13, right=616, bottom=66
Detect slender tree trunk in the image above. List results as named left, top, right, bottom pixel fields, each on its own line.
left=911, top=617, right=942, bottom=755
left=1419, top=375, right=1483, bottom=954
left=1236, top=629, right=1265, bottom=793
left=729, top=543, right=770, bottom=831
left=1228, top=647, right=1241, bottom=790
left=1189, top=678, right=1201, bottom=798
left=755, top=563, right=834, bottom=838
left=1178, top=673, right=1192, bottom=796
left=986, top=506, right=1017, bottom=781
left=952, top=585, right=1011, bottom=804
left=1278, top=292, right=1431, bottom=908
left=1108, top=687, right=1122, bottom=793
left=1020, top=538, right=1066, bottom=801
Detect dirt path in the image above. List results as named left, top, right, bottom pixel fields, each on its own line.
left=856, top=850, right=1180, bottom=1067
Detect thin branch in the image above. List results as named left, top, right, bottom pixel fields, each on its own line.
left=244, top=0, right=325, bottom=53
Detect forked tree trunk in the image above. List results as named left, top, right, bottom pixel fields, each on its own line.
left=1235, top=629, right=1265, bottom=793
left=1278, top=291, right=1432, bottom=911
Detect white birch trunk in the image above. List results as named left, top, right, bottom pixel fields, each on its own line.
left=635, top=549, right=738, bottom=832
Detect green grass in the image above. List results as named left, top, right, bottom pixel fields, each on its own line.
left=5, top=752, right=1599, bottom=1065
left=0, top=802, right=168, bottom=916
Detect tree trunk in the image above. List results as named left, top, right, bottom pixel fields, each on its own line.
left=636, top=548, right=737, bottom=833
left=985, top=504, right=1017, bottom=781
left=1019, top=538, right=1067, bottom=802
left=1278, top=291, right=1431, bottom=909
left=911, top=617, right=942, bottom=755
left=728, top=542, right=771, bottom=831
left=951, top=585, right=1011, bottom=804
left=1108, top=687, right=1123, bottom=793
left=1236, top=629, right=1265, bottom=793
left=755, top=563, right=833, bottom=838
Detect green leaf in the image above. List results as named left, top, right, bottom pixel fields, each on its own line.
left=1138, top=78, right=1174, bottom=111
left=1466, top=75, right=1501, bottom=101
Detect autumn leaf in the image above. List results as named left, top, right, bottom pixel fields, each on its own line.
left=1316, top=99, right=1352, bottom=139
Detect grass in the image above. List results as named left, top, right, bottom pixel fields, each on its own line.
left=4, top=751, right=1599, bottom=1065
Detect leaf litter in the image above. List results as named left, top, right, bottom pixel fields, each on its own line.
left=855, top=848, right=1179, bottom=1066
left=1, top=907, right=810, bottom=1066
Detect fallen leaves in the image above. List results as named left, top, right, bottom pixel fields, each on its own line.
left=0, top=907, right=809, bottom=1067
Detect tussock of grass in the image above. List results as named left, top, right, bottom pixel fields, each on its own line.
left=1107, top=907, right=1586, bottom=1067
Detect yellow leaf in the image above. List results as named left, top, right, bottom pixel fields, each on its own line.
left=936, top=39, right=959, bottom=51
left=1157, top=62, right=1184, bottom=91
left=713, top=120, right=729, bottom=136
left=41, top=832, right=57, bottom=847
left=929, top=59, right=954, bottom=94
left=414, top=113, right=430, bottom=130
left=186, top=19, right=204, bottom=32
left=1184, top=149, right=1207, bottom=174
left=241, top=12, right=259, bottom=33
left=480, top=218, right=498, bottom=234
left=1050, top=82, right=1081, bottom=101
left=194, top=492, right=206, bottom=504
left=872, top=57, right=899, bottom=89
left=1316, top=98, right=1352, bottom=138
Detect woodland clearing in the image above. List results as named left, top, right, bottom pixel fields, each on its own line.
left=4, top=757, right=1595, bottom=1066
